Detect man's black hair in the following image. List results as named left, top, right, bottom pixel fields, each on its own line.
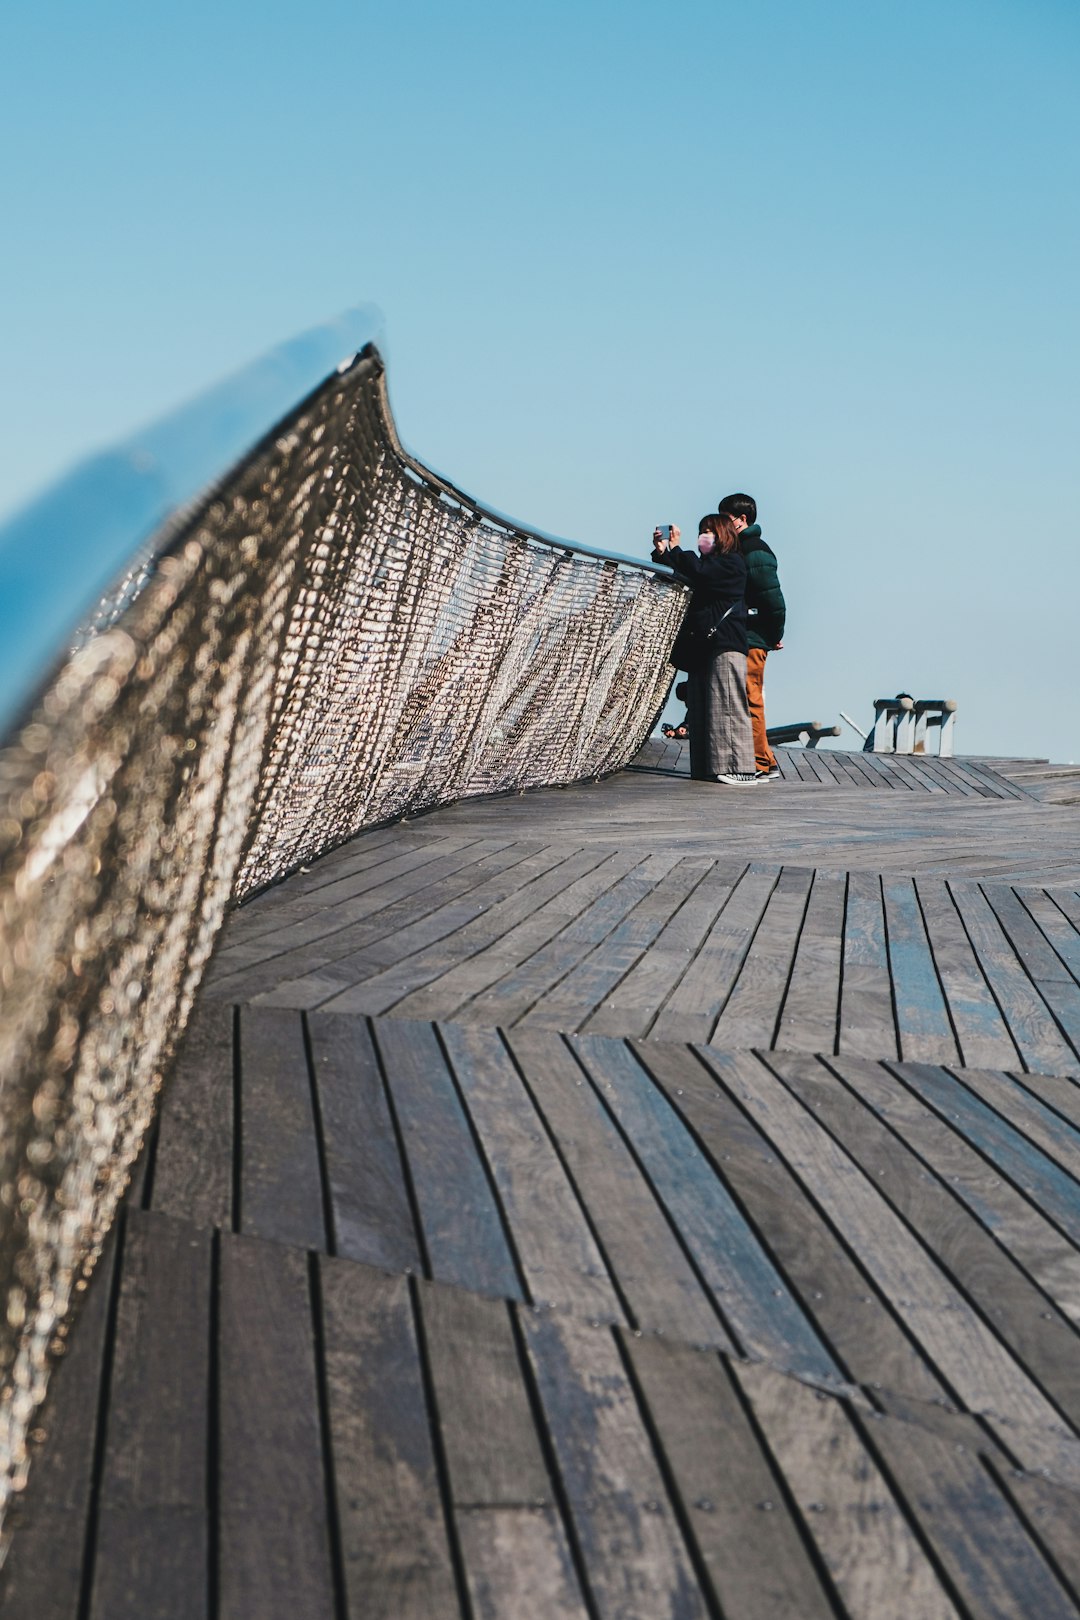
left=718, top=492, right=757, bottom=525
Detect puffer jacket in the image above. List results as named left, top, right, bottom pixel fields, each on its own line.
left=740, top=524, right=786, bottom=651
left=652, top=544, right=748, bottom=667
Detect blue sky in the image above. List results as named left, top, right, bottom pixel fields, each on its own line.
left=2, top=0, right=1077, bottom=757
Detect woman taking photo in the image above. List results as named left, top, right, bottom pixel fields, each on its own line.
left=652, top=513, right=757, bottom=785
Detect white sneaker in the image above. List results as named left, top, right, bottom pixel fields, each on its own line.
left=714, top=772, right=758, bottom=785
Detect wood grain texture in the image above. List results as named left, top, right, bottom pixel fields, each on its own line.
left=319, top=1258, right=459, bottom=1620
left=373, top=1019, right=522, bottom=1298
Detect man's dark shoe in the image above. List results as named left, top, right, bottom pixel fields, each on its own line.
left=757, top=765, right=782, bottom=781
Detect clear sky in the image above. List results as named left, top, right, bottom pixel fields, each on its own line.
left=2, top=0, right=1077, bottom=759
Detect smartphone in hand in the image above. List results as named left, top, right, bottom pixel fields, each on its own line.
left=655, top=524, right=673, bottom=542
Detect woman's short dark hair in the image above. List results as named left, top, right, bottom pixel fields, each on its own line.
left=698, top=512, right=740, bottom=554
left=718, top=492, right=757, bottom=525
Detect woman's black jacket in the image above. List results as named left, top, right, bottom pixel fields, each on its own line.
left=652, top=544, right=749, bottom=666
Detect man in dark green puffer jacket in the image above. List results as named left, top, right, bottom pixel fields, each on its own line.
left=718, top=493, right=786, bottom=778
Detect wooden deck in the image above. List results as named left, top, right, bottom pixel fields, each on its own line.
left=6, top=745, right=1080, bottom=1618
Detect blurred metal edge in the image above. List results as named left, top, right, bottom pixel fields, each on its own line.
left=0, top=304, right=678, bottom=745
left=0, top=306, right=384, bottom=742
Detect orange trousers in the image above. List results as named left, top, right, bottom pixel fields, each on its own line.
left=746, top=647, right=776, bottom=772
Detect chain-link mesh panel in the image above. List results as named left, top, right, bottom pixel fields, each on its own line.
left=0, top=348, right=685, bottom=1525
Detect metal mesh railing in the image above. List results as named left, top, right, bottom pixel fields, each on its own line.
left=0, top=342, right=685, bottom=1519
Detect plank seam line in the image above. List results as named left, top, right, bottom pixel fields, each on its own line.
left=941, top=1063, right=1080, bottom=1195
left=981, top=1448, right=1080, bottom=1610
left=984, top=883, right=1080, bottom=996
left=880, top=1056, right=1080, bottom=1313
left=301, top=1011, right=338, bottom=1257
left=911, top=876, right=967, bottom=1066
left=408, top=1273, right=490, bottom=1620
left=941, top=882, right=1027, bottom=1072
left=609, top=1327, right=732, bottom=1620
left=307, top=1254, right=350, bottom=1620
left=641, top=861, right=752, bottom=1038
left=764, top=863, right=818, bottom=1050
left=230, top=1005, right=242, bottom=1235
left=356, top=844, right=617, bottom=1019
left=497, top=1028, right=640, bottom=1331
left=433, top=1021, right=533, bottom=1305
left=845, top=1399, right=1000, bottom=1618
left=562, top=1035, right=745, bottom=1354
left=704, top=865, right=787, bottom=1043
left=504, top=1301, right=605, bottom=1620
left=813, top=1054, right=1080, bottom=1435
left=74, top=1211, right=129, bottom=1620
left=206, top=1229, right=222, bottom=1620
left=833, top=872, right=851, bottom=1054
left=634, top=1042, right=861, bottom=1385
left=445, top=847, right=658, bottom=1027
left=216, top=838, right=485, bottom=966
left=549, top=853, right=723, bottom=1034
left=720, top=1351, right=854, bottom=1620
left=368, top=1019, right=432, bottom=1281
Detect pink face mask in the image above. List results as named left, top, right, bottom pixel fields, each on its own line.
left=697, top=534, right=714, bottom=555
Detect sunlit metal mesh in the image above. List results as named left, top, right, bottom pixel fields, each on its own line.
left=0, top=346, right=684, bottom=1520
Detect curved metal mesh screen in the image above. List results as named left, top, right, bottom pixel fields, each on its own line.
left=0, top=346, right=684, bottom=1520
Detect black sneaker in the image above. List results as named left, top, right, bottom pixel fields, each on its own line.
left=714, top=772, right=758, bottom=785
left=757, top=766, right=781, bottom=781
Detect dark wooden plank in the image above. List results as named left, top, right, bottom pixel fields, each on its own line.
left=437, top=1022, right=623, bottom=1319
left=825, top=1054, right=1080, bottom=1328
left=306, top=1012, right=422, bottom=1270
left=882, top=877, right=961, bottom=1064
left=636, top=1040, right=950, bottom=1402
left=915, top=877, right=1022, bottom=1069
left=455, top=852, right=668, bottom=1028
left=699, top=1048, right=1067, bottom=1431
left=455, top=1508, right=590, bottom=1619
left=519, top=852, right=710, bottom=1032
left=254, top=840, right=554, bottom=1008
left=1011, top=1067, right=1080, bottom=1133
left=212, top=836, right=482, bottom=967
left=948, top=884, right=1078, bottom=1073
left=732, top=1358, right=964, bottom=1619
left=0, top=1235, right=119, bottom=1620
left=839, top=869, right=898, bottom=1058
left=152, top=1000, right=234, bottom=1230
left=90, top=1511, right=207, bottom=1620
left=395, top=847, right=651, bottom=1024
left=419, top=1281, right=551, bottom=1506
left=319, top=1258, right=459, bottom=1620
left=571, top=1035, right=842, bottom=1383
left=860, top=1409, right=1080, bottom=1619
left=505, top=1027, right=729, bottom=1345
left=237, top=1005, right=326, bottom=1250
left=622, top=1331, right=838, bottom=1620
left=217, top=1233, right=336, bottom=1620
left=892, top=1061, right=1080, bottom=1250
left=775, top=869, right=846, bottom=1053
left=92, top=1216, right=210, bottom=1533
left=321, top=845, right=618, bottom=1016
left=1015, top=888, right=1080, bottom=982
left=520, top=1311, right=709, bottom=1618
left=1001, top=1472, right=1080, bottom=1601
left=948, top=1063, right=1080, bottom=1186
left=650, top=865, right=781, bottom=1044
left=709, top=865, right=814, bottom=1049
left=781, top=1053, right=1080, bottom=1432
left=207, top=839, right=521, bottom=1004
left=372, top=1019, right=522, bottom=1298
left=578, top=861, right=747, bottom=1040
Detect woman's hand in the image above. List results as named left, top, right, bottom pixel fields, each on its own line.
left=652, top=525, right=681, bottom=553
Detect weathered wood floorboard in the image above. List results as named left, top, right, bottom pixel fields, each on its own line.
left=12, top=741, right=1080, bottom=1618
